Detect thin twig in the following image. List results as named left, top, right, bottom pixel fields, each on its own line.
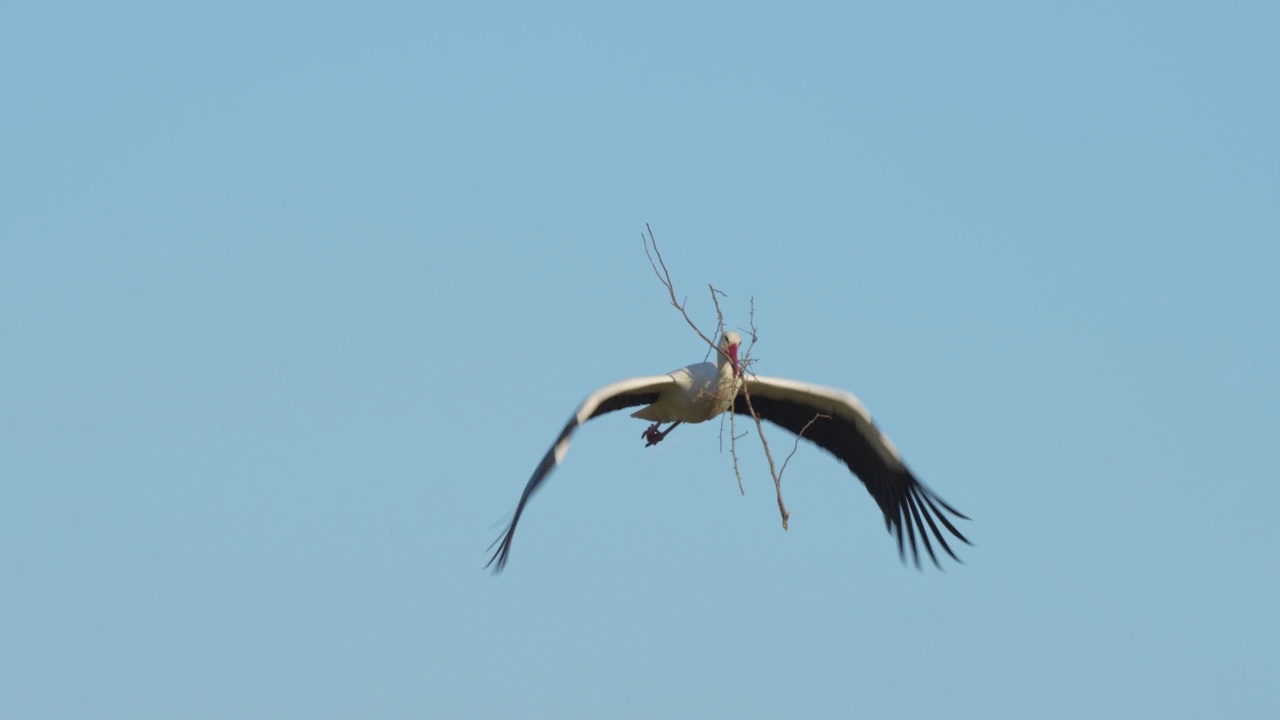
left=645, top=226, right=745, bottom=491
left=642, top=224, right=792, bottom=529
left=780, top=413, right=830, bottom=478
left=642, top=224, right=719, bottom=355
left=736, top=383, right=791, bottom=529
left=726, top=414, right=746, bottom=496
left=735, top=296, right=792, bottom=528
left=705, top=284, right=728, bottom=362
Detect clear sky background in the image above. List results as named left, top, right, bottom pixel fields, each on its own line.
left=4, top=2, right=1278, bottom=718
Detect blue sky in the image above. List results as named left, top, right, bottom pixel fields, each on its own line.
left=4, top=2, right=1278, bottom=717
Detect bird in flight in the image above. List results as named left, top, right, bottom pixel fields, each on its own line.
left=488, top=330, right=970, bottom=571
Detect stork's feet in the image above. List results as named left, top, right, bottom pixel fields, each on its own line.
left=642, top=423, right=665, bottom=447
left=641, top=421, right=681, bottom=447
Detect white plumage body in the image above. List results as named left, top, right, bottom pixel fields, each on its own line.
left=630, top=359, right=742, bottom=424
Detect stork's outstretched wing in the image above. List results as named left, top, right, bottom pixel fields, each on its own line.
left=733, top=376, right=971, bottom=568
left=487, top=375, right=675, bottom=572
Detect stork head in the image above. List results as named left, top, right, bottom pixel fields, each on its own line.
left=721, top=330, right=742, bottom=376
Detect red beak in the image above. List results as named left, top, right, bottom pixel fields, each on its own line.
left=729, top=343, right=741, bottom=376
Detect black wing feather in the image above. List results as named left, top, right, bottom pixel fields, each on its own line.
left=732, top=386, right=970, bottom=568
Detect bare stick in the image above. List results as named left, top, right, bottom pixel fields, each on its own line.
left=644, top=227, right=746, bottom=491
left=642, top=224, right=792, bottom=529
left=642, top=224, right=719, bottom=354
left=726, top=414, right=746, bottom=496
left=780, top=413, right=830, bottom=478
left=704, top=285, right=728, bottom=362
left=736, top=383, right=791, bottom=529
left=733, top=294, right=794, bottom=528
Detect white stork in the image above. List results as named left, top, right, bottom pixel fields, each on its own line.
left=488, top=330, right=970, bottom=571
